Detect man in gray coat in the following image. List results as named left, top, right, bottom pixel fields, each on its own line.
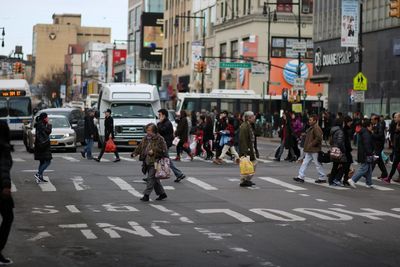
left=293, top=114, right=327, bottom=183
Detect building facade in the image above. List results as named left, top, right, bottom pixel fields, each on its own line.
left=32, top=14, right=111, bottom=84
left=312, top=0, right=400, bottom=115
left=127, top=0, right=163, bottom=87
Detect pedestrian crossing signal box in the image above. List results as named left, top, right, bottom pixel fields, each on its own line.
left=353, top=72, right=367, bottom=91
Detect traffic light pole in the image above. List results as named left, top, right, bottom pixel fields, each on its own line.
left=357, top=1, right=363, bottom=113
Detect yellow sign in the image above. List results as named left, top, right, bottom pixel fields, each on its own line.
left=292, top=103, right=303, bottom=113
left=353, top=72, right=367, bottom=91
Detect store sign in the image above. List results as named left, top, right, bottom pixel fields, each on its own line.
left=0, top=89, right=26, bottom=97
left=314, top=47, right=354, bottom=73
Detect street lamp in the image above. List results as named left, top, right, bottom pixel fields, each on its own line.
left=114, top=39, right=136, bottom=83
left=263, top=2, right=277, bottom=114
left=317, top=92, right=322, bottom=115
left=175, top=14, right=206, bottom=93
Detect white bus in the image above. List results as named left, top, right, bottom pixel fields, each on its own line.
left=97, top=83, right=161, bottom=148
left=0, top=79, right=32, bottom=136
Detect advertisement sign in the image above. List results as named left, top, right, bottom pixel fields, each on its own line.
left=237, top=36, right=258, bottom=90
left=270, top=58, right=322, bottom=97
left=112, top=49, right=127, bottom=76
left=292, top=103, right=303, bottom=113
left=341, top=0, right=359, bottom=48
left=191, top=42, right=203, bottom=70
left=140, top=13, right=163, bottom=62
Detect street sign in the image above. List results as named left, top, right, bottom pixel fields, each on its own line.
left=292, top=103, right=303, bottom=113
left=251, top=64, right=266, bottom=74
left=353, top=72, right=367, bottom=91
left=293, top=78, right=305, bottom=91
left=269, top=81, right=281, bottom=86
left=219, top=62, right=252, bottom=69
left=292, top=41, right=307, bottom=53
left=353, top=90, right=365, bottom=103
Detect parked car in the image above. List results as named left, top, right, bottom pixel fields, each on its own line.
left=23, top=107, right=85, bottom=148
left=26, top=115, right=77, bottom=152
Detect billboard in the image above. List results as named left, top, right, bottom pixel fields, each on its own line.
left=140, top=12, right=163, bottom=62
left=237, top=36, right=258, bottom=90
left=341, top=0, right=359, bottom=48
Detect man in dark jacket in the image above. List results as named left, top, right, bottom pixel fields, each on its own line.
left=95, top=109, right=120, bottom=162
left=81, top=109, right=96, bottom=160
left=157, top=109, right=186, bottom=182
left=34, top=113, right=52, bottom=183
left=371, top=114, right=388, bottom=179
left=0, top=121, right=14, bottom=265
left=384, top=113, right=400, bottom=183
left=239, top=111, right=257, bottom=187
left=348, top=120, right=375, bottom=188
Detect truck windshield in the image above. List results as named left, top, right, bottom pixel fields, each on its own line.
left=111, top=103, right=155, bottom=118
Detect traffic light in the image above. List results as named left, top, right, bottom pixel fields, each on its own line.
left=199, top=61, right=206, bottom=73
left=389, top=0, right=400, bottom=18
left=194, top=61, right=200, bottom=72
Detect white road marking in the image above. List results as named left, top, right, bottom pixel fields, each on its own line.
left=38, top=176, right=56, bottom=192
left=299, top=194, right=310, bottom=197
left=230, top=247, right=248, bottom=253
left=22, top=170, right=54, bottom=172
left=108, top=177, right=143, bottom=197
left=11, top=181, right=17, bottom=192
left=373, top=177, right=400, bottom=187
left=65, top=205, right=81, bottom=213
left=194, top=227, right=232, bottom=240
left=27, top=232, right=52, bottom=241
left=316, top=199, right=327, bottom=202
left=81, top=229, right=98, bottom=239
left=150, top=204, right=194, bottom=224
left=186, top=177, right=218, bottom=190
left=258, top=177, right=307, bottom=191
left=304, top=177, right=349, bottom=190
left=333, top=204, right=346, bottom=207
left=256, top=158, right=273, bottom=164
left=120, top=156, right=136, bottom=162
left=228, top=178, right=240, bottom=182
left=71, top=176, right=90, bottom=191
left=357, top=183, right=394, bottom=191
left=13, top=157, right=25, bottom=162
left=163, top=186, right=175, bottom=190
left=285, top=190, right=295, bottom=193
left=196, top=209, right=255, bottom=223
left=62, top=156, right=80, bottom=162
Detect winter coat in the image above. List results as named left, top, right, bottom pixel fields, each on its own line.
left=157, top=119, right=174, bottom=148
left=371, top=121, right=385, bottom=153
left=203, top=122, right=214, bottom=142
left=104, top=116, right=115, bottom=141
left=220, top=123, right=235, bottom=146
left=84, top=115, right=96, bottom=139
left=343, top=125, right=353, bottom=163
left=134, top=134, right=167, bottom=166
left=292, top=118, right=303, bottom=138
left=0, top=121, right=12, bottom=191
left=239, top=121, right=256, bottom=161
left=175, top=117, right=189, bottom=142
left=357, top=128, right=374, bottom=164
left=303, top=123, right=323, bottom=153
left=392, top=125, right=400, bottom=157
left=329, top=126, right=347, bottom=162
left=34, top=121, right=52, bottom=161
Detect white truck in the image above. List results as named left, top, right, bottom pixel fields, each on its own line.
left=97, top=83, right=161, bottom=148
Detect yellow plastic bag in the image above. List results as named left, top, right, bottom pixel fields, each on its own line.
left=240, top=156, right=255, bottom=176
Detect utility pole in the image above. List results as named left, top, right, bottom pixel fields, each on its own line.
left=357, top=1, right=363, bottom=113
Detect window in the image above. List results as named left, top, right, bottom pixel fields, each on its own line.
left=230, top=40, right=238, bottom=61
left=164, top=20, right=168, bottom=39
left=276, top=0, right=293, bottom=13
left=187, top=11, right=191, bottom=28
left=8, top=98, right=32, bottom=117
left=0, top=98, right=7, bottom=117
left=111, top=103, right=155, bottom=118
left=220, top=43, right=227, bottom=61
left=271, top=37, right=313, bottom=59
left=49, top=117, right=70, bottom=128
left=128, top=9, right=134, bottom=29
left=301, top=0, right=313, bottom=14
left=128, top=33, right=135, bottom=54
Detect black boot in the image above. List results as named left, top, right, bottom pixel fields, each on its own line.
left=155, top=193, right=167, bottom=201
left=140, top=194, right=149, bottom=202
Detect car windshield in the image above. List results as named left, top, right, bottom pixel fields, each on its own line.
left=48, top=117, right=70, bottom=128
left=39, top=111, right=70, bottom=118
left=111, top=103, right=155, bottom=118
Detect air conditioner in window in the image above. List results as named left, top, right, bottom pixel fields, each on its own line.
left=302, top=6, right=310, bottom=14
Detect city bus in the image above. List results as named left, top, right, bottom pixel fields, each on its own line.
left=0, top=79, right=32, bottom=137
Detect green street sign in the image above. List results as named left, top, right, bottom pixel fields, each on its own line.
left=219, top=62, right=252, bottom=69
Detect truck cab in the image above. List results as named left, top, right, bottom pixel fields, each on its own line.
left=97, top=83, right=161, bottom=148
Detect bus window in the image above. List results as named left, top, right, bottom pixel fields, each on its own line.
left=220, top=99, right=235, bottom=113
left=200, top=99, right=217, bottom=112
left=0, top=99, right=8, bottom=117
left=9, top=98, right=32, bottom=116
left=240, top=100, right=253, bottom=112
left=182, top=99, right=196, bottom=112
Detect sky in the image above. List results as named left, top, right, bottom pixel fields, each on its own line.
left=0, top=0, right=128, bottom=59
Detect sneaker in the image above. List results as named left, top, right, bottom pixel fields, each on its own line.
left=94, top=158, right=100, bottom=162
left=80, top=151, right=86, bottom=158
left=239, top=181, right=252, bottom=187
left=235, top=158, right=240, bottom=164
left=333, top=180, right=343, bottom=187
left=348, top=179, right=356, bottom=188
left=0, top=254, right=13, bottom=265
left=113, top=158, right=121, bottom=163
left=174, top=157, right=181, bottom=161
left=273, top=158, right=280, bottom=162
left=34, top=173, right=41, bottom=183
left=392, top=178, right=400, bottom=183
left=366, top=185, right=374, bottom=189
left=315, top=179, right=327, bottom=184
left=142, top=178, right=148, bottom=182
left=155, top=193, right=167, bottom=201
left=382, top=177, right=391, bottom=184
left=39, top=176, right=48, bottom=183
left=174, top=175, right=186, bottom=183
left=343, top=181, right=350, bottom=186
left=213, top=158, right=222, bottom=165
left=293, top=177, right=304, bottom=183
left=140, top=194, right=149, bottom=202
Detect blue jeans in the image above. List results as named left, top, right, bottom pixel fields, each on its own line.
left=167, top=150, right=184, bottom=178
left=38, top=160, right=51, bottom=176
left=351, top=162, right=373, bottom=186
left=83, top=138, right=94, bottom=158
left=298, top=153, right=326, bottom=180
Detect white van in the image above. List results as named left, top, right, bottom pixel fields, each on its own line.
left=85, top=94, right=99, bottom=109
left=97, top=83, right=161, bottom=148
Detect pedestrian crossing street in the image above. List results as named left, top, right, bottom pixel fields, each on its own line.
left=10, top=173, right=400, bottom=194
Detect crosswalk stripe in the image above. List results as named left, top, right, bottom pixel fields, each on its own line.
left=372, top=177, right=400, bottom=187
left=186, top=177, right=218, bottom=190
left=258, top=177, right=307, bottom=191
left=71, top=176, right=90, bottom=191
left=357, top=183, right=394, bottom=191
left=256, top=158, right=273, bottom=164
left=304, top=177, right=349, bottom=190
left=108, top=176, right=143, bottom=197
left=13, top=157, right=25, bottom=162
left=62, top=156, right=80, bottom=162
left=120, top=156, right=136, bottom=162
left=38, top=176, right=57, bottom=192
left=163, top=186, right=175, bottom=190
left=11, top=181, right=17, bottom=192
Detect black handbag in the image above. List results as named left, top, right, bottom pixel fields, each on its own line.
left=318, top=150, right=331, bottom=163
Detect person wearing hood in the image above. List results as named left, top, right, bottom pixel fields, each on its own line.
left=348, top=120, right=375, bottom=188
left=132, top=123, right=168, bottom=202
left=328, top=118, right=347, bottom=186
left=34, top=112, right=52, bottom=183
left=0, top=121, right=14, bottom=265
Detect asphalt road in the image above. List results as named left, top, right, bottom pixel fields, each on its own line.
left=6, top=139, right=400, bottom=267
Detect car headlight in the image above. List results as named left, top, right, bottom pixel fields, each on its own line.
left=64, top=133, right=70, bottom=138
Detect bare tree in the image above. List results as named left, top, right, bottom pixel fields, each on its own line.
left=39, top=66, right=66, bottom=105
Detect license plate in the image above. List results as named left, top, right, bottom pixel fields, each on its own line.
left=128, top=140, right=137, bottom=145
left=50, top=141, right=58, bottom=145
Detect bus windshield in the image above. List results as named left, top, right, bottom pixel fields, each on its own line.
left=111, top=103, right=155, bottom=118
left=0, top=99, right=7, bottom=117
left=9, top=97, right=32, bottom=117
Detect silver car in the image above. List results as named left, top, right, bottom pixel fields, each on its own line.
left=26, top=115, right=77, bottom=153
